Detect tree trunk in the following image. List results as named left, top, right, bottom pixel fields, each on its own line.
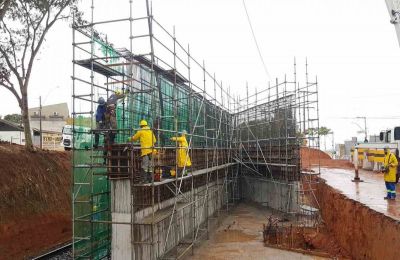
left=21, top=92, right=34, bottom=151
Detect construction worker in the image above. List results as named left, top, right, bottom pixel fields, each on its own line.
left=127, top=120, right=156, bottom=183
left=105, top=89, right=126, bottom=144
left=170, top=130, right=192, bottom=176
left=94, top=97, right=106, bottom=149
left=382, top=146, right=398, bottom=200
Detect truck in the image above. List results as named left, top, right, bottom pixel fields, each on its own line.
left=353, top=127, right=400, bottom=171
left=61, top=125, right=92, bottom=150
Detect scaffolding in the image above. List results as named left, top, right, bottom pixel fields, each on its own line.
left=72, top=0, right=237, bottom=259
left=71, top=1, right=320, bottom=259
left=234, top=60, right=321, bottom=226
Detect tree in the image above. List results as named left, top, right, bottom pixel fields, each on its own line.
left=4, top=113, right=22, bottom=124
left=318, top=126, right=331, bottom=151
left=0, top=0, right=77, bottom=150
left=0, top=0, right=12, bottom=21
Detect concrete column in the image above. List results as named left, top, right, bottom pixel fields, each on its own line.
left=111, top=180, right=132, bottom=260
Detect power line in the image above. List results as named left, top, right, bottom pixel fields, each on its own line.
left=328, top=116, right=400, bottom=120
left=242, top=0, right=271, bottom=80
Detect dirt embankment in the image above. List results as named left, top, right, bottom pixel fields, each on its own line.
left=0, top=144, right=71, bottom=259
left=301, top=147, right=353, bottom=170
left=317, top=181, right=400, bottom=260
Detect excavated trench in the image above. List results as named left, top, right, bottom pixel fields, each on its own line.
left=262, top=148, right=400, bottom=259
left=316, top=179, right=400, bottom=260
left=261, top=174, right=400, bottom=260
left=2, top=143, right=398, bottom=259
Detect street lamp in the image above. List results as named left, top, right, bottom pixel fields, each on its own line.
left=351, top=120, right=368, bottom=143
left=355, top=116, right=368, bottom=142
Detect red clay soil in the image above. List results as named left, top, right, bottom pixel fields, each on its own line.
left=317, top=180, right=400, bottom=260
left=301, top=147, right=353, bottom=170
left=265, top=224, right=350, bottom=259
left=0, top=144, right=71, bottom=259
left=303, top=227, right=350, bottom=259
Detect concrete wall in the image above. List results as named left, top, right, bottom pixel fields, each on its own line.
left=0, top=131, right=24, bottom=144
left=111, top=178, right=229, bottom=260
left=240, top=175, right=299, bottom=213
left=30, top=120, right=65, bottom=133
left=32, top=132, right=63, bottom=150
left=111, top=180, right=132, bottom=260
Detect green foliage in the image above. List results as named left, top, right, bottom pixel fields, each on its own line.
left=4, top=113, right=22, bottom=124
left=318, top=126, right=331, bottom=136
left=306, top=126, right=331, bottom=136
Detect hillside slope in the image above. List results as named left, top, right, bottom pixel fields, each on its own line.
left=0, top=144, right=71, bottom=259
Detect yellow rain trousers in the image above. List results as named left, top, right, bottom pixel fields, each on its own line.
left=171, top=135, right=192, bottom=168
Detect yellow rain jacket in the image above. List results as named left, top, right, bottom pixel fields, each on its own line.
left=171, top=135, right=192, bottom=168
left=383, top=152, right=398, bottom=182
left=131, top=126, right=156, bottom=157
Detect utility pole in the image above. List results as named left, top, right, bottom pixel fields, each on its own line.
left=39, top=96, right=42, bottom=149
left=356, top=116, right=368, bottom=142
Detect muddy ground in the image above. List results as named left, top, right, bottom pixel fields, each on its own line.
left=186, top=203, right=332, bottom=260
left=0, top=144, right=71, bottom=259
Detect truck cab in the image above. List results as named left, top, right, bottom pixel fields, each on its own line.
left=61, top=125, right=73, bottom=150
left=379, top=127, right=400, bottom=145
left=353, top=127, right=400, bottom=171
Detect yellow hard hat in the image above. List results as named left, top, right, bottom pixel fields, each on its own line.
left=115, top=89, right=122, bottom=95
left=140, top=120, right=148, bottom=127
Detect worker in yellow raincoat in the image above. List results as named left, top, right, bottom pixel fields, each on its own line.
left=382, top=146, right=398, bottom=200
left=127, top=120, right=156, bottom=183
left=171, top=130, right=191, bottom=176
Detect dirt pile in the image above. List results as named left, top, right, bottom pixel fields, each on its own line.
left=301, top=147, right=353, bottom=170
left=0, top=144, right=71, bottom=259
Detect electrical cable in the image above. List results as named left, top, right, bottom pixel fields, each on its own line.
left=242, top=0, right=271, bottom=80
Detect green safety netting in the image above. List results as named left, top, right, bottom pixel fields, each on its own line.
left=73, top=38, right=232, bottom=259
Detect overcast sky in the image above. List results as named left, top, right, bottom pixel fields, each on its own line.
left=1, top=0, right=400, bottom=146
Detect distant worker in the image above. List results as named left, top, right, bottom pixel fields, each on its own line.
left=170, top=130, right=192, bottom=176
left=94, top=97, right=106, bottom=149
left=127, top=120, right=156, bottom=183
left=382, top=146, right=398, bottom=200
left=105, top=89, right=126, bottom=144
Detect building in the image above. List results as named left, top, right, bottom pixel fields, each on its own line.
left=29, top=102, right=69, bottom=133
left=369, top=135, right=380, bottom=142
left=32, top=128, right=63, bottom=150
left=342, top=137, right=358, bottom=160
left=0, top=119, right=63, bottom=149
left=0, top=119, right=25, bottom=144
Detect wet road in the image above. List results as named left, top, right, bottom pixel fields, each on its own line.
left=320, top=168, right=400, bottom=220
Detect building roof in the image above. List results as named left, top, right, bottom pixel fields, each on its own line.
left=0, top=119, right=24, bottom=131
left=29, top=102, right=69, bottom=120
left=32, top=128, right=61, bottom=135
